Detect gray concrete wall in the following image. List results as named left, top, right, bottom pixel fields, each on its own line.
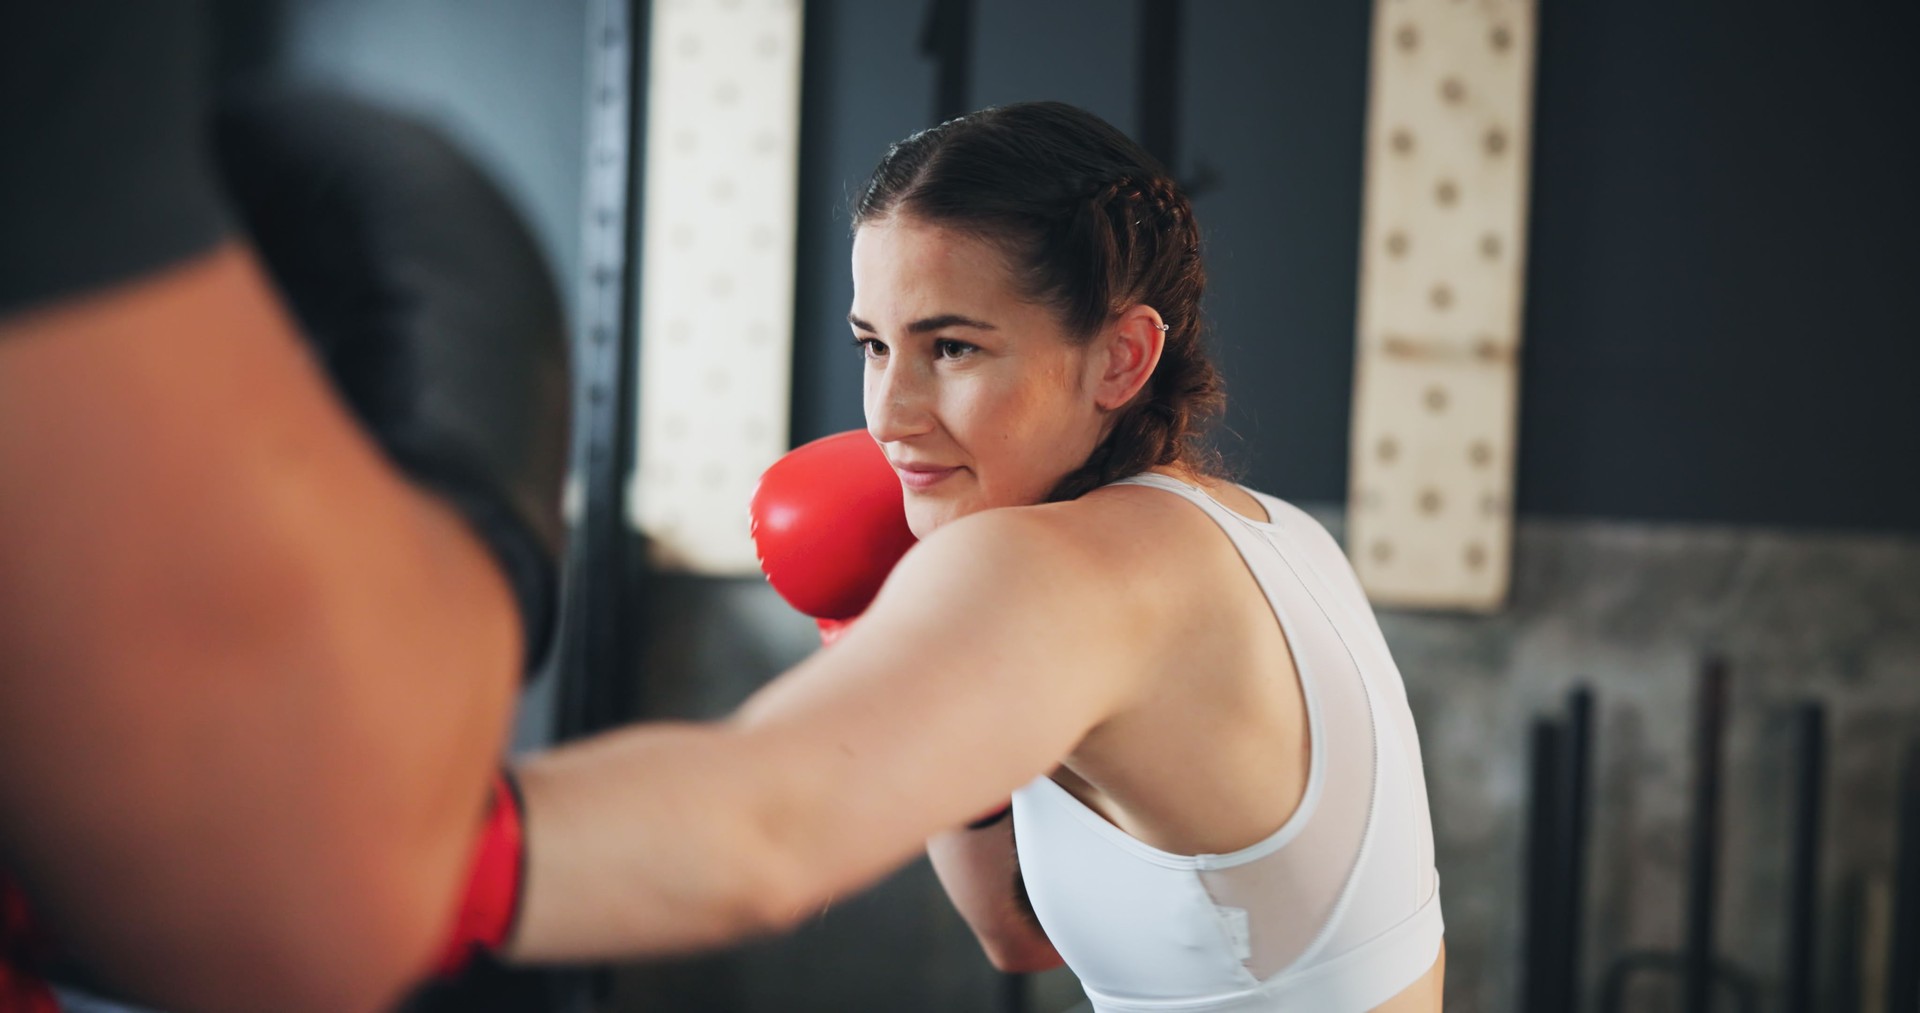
left=610, top=511, right=1920, bottom=1012
left=1390, top=515, right=1920, bottom=1012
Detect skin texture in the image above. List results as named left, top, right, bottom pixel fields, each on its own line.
left=510, top=219, right=1441, bottom=1009
left=0, top=245, right=520, bottom=1012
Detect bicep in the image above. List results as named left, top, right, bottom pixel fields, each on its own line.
left=725, top=513, right=1144, bottom=903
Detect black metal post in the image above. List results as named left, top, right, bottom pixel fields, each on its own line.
left=550, top=2, right=642, bottom=1006
left=1557, top=686, right=1595, bottom=1013
left=996, top=967, right=1028, bottom=1013
left=1136, top=0, right=1183, bottom=170
left=1685, top=657, right=1730, bottom=1013
left=918, top=0, right=974, bottom=124
left=556, top=0, right=644, bottom=748
left=1784, top=702, right=1825, bottom=1013
left=1522, top=717, right=1566, bottom=1011
left=1889, top=740, right=1920, bottom=1013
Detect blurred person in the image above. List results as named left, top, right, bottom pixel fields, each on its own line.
left=2, top=5, right=561, bottom=1011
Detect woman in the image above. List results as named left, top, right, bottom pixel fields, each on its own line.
left=508, top=102, right=1444, bottom=1012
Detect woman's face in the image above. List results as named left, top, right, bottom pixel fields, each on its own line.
left=851, top=217, right=1108, bottom=537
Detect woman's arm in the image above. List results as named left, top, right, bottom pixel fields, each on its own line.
left=926, top=819, right=1063, bottom=973
left=505, top=505, right=1159, bottom=962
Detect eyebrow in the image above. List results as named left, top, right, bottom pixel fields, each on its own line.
left=847, top=312, right=998, bottom=334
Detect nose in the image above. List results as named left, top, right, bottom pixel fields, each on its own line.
left=865, top=353, right=934, bottom=445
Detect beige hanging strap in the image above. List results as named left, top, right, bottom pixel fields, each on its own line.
left=1348, top=0, right=1538, bottom=611
left=631, top=0, right=806, bottom=574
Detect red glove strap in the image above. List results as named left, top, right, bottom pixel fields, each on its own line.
left=816, top=616, right=854, bottom=646
left=433, top=771, right=526, bottom=977
left=0, top=873, right=60, bottom=1013
left=0, top=962, right=59, bottom=1013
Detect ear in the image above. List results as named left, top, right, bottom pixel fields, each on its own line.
left=1090, top=304, right=1167, bottom=411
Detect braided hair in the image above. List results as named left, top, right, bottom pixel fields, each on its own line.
left=853, top=101, right=1227, bottom=501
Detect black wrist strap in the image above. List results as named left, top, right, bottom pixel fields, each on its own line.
left=966, top=804, right=1012, bottom=831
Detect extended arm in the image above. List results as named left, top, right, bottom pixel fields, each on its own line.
left=505, top=508, right=1154, bottom=962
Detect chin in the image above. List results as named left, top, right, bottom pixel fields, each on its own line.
left=904, top=492, right=990, bottom=539
left=903, top=499, right=954, bottom=539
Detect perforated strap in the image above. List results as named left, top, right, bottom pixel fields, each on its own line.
left=0, top=873, right=59, bottom=1012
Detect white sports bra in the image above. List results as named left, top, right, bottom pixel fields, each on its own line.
left=1011, top=474, right=1443, bottom=1012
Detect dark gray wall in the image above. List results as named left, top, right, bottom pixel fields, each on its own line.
left=1519, top=0, right=1920, bottom=531
left=792, top=0, right=1920, bottom=533
left=1178, top=1, right=1374, bottom=511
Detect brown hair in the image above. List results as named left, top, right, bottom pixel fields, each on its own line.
left=853, top=101, right=1226, bottom=501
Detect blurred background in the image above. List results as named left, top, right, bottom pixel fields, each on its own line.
left=205, top=1, right=1919, bottom=1010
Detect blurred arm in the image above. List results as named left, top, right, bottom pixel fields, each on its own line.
left=505, top=506, right=1154, bottom=962
left=926, top=820, right=1064, bottom=973
left=0, top=246, right=521, bottom=1012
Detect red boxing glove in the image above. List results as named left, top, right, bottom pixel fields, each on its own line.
left=432, top=772, right=526, bottom=978
left=750, top=430, right=916, bottom=643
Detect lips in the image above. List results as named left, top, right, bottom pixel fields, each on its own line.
left=894, top=463, right=960, bottom=492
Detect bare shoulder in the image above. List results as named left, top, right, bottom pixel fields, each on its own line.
left=878, top=486, right=1219, bottom=630
left=1070, top=474, right=1257, bottom=556
left=885, top=504, right=1124, bottom=605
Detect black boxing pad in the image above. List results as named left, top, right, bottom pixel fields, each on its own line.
left=213, top=89, right=571, bottom=672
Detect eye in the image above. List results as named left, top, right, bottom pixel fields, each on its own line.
left=934, top=338, right=977, bottom=360
left=853, top=336, right=887, bottom=360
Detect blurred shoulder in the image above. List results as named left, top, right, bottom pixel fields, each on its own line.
left=907, top=501, right=1110, bottom=576
left=917, top=480, right=1209, bottom=581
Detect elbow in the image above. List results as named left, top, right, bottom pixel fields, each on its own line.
left=292, top=857, right=464, bottom=1012
left=224, top=936, right=427, bottom=1013
left=20, top=780, right=467, bottom=1013
left=983, top=934, right=1065, bottom=975
left=209, top=845, right=452, bottom=1013
left=709, top=797, right=852, bottom=946
left=974, top=907, right=1063, bottom=975
left=126, top=811, right=463, bottom=1012
left=696, top=743, right=847, bottom=947
left=78, top=881, right=437, bottom=1013
left=719, top=851, right=831, bottom=944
